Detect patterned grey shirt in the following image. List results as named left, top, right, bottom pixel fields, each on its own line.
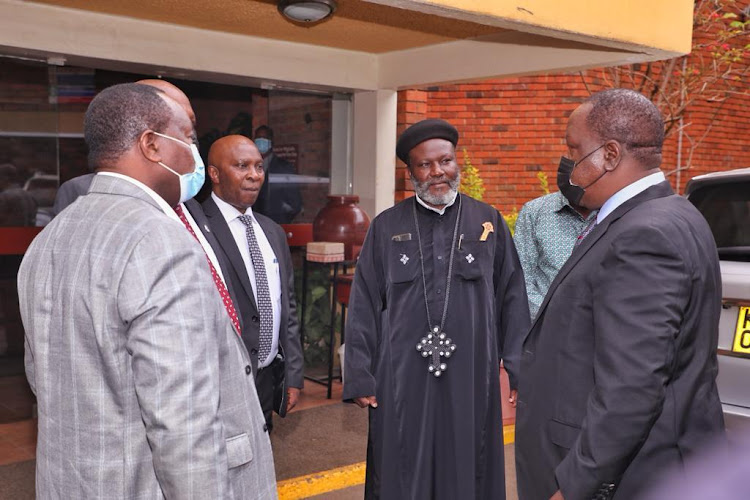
left=514, top=191, right=597, bottom=319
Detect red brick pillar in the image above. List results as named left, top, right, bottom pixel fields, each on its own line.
left=395, top=90, right=427, bottom=203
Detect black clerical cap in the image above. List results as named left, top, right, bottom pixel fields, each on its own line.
left=396, top=119, right=459, bottom=164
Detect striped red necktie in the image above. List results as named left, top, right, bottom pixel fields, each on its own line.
left=174, top=204, right=241, bottom=336
left=575, top=218, right=598, bottom=247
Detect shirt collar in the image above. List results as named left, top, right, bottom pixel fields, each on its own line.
left=415, top=190, right=458, bottom=216
left=211, top=191, right=254, bottom=224
left=551, top=191, right=571, bottom=213
left=597, top=171, right=666, bottom=224
left=97, top=172, right=180, bottom=223
left=551, top=191, right=596, bottom=221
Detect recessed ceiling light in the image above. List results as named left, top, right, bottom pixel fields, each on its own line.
left=278, top=0, right=337, bottom=24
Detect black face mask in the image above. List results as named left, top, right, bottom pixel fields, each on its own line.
left=556, top=144, right=607, bottom=206
left=556, top=157, right=584, bottom=205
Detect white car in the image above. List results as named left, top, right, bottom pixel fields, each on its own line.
left=686, top=168, right=750, bottom=438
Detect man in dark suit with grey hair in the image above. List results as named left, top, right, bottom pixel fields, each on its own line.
left=515, top=89, right=725, bottom=500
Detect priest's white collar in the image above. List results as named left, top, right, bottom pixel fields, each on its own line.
left=415, top=190, right=458, bottom=216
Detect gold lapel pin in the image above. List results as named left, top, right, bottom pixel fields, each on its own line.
left=480, top=222, right=494, bottom=241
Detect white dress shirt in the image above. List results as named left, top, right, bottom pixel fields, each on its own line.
left=597, top=171, right=666, bottom=224
left=212, top=192, right=281, bottom=368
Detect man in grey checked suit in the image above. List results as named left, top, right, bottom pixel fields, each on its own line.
left=18, top=83, right=276, bottom=498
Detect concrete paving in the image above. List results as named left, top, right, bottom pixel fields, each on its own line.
left=303, top=445, right=517, bottom=499
left=272, top=402, right=519, bottom=499
left=271, top=402, right=368, bottom=481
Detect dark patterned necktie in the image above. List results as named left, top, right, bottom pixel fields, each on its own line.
left=575, top=217, right=598, bottom=247
left=238, top=214, right=273, bottom=363
left=173, top=205, right=241, bottom=335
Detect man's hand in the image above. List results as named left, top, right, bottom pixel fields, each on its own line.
left=354, top=396, right=378, bottom=408
left=509, top=389, right=518, bottom=408
left=550, top=490, right=565, bottom=500
left=286, top=387, right=301, bottom=412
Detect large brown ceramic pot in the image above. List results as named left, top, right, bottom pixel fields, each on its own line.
left=313, top=195, right=370, bottom=260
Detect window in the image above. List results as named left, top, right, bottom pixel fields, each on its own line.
left=689, top=180, right=750, bottom=261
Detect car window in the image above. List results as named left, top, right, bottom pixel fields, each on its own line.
left=689, top=181, right=750, bottom=261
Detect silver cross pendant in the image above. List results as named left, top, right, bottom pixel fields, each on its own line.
left=416, top=326, right=456, bottom=377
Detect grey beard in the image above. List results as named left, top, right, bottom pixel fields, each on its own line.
left=412, top=173, right=460, bottom=206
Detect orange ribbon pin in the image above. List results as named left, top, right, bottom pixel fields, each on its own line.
left=480, top=222, right=494, bottom=241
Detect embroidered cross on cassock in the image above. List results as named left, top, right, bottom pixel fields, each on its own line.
left=416, top=326, right=457, bottom=377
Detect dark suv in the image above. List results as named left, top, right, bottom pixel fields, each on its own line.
left=686, top=168, right=750, bottom=438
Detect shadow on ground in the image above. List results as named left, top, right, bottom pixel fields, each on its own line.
left=271, top=402, right=368, bottom=481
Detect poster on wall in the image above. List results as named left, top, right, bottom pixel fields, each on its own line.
left=55, top=68, right=95, bottom=105
left=274, top=144, right=298, bottom=168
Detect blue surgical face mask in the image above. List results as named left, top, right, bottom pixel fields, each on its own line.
left=153, top=132, right=205, bottom=203
left=254, top=137, right=272, bottom=155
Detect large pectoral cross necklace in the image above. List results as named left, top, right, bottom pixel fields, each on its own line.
left=416, top=326, right=457, bottom=377
left=412, top=196, right=462, bottom=377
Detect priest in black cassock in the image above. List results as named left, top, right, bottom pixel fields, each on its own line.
left=343, top=119, right=530, bottom=499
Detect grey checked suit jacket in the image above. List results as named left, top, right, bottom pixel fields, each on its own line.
left=18, top=174, right=277, bottom=499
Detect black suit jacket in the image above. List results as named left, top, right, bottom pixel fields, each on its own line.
left=515, top=181, right=725, bottom=500
left=186, top=197, right=304, bottom=405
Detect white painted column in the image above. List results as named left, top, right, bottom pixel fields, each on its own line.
left=329, top=94, right=353, bottom=195
left=351, top=89, right=397, bottom=219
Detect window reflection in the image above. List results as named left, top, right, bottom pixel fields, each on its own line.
left=0, top=55, right=349, bottom=424
left=261, top=90, right=333, bottom=224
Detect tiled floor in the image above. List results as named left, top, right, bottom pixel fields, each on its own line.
left=292, top=379, right=343, bottom=413
left=0, top=419, right=36, bottom=466
left=0, top=374, right=35, bottom=424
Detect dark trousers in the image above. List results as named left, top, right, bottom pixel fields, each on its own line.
left=255, top=365, right=275, bottom=432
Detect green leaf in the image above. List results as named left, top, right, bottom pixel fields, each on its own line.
left=310, top=285, right=328, bottom=302
left=722, top=12, right=738, bottom=19
left=729, top=20, right=744, bottom=28
left=459, top=149, right=485, bottom=201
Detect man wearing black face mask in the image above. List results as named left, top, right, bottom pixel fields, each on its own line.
left=515, top=89, right=725, bottom=500
left=514, top=166, right=596, bottom=320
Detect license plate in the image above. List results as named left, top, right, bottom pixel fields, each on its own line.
left=733, top=306, right=750, bottom=354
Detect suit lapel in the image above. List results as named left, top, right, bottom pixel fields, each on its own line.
left=201, top=197, right=258, bottom=312
left=525, top=181, right=675, bottom=342
left=184, top=199, right=245, bottom=332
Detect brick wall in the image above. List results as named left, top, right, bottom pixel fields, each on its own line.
left=396, top=38, right=750, bottom=215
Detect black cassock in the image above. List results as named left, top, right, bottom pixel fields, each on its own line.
left=343, top=194, right=530, bottom=499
